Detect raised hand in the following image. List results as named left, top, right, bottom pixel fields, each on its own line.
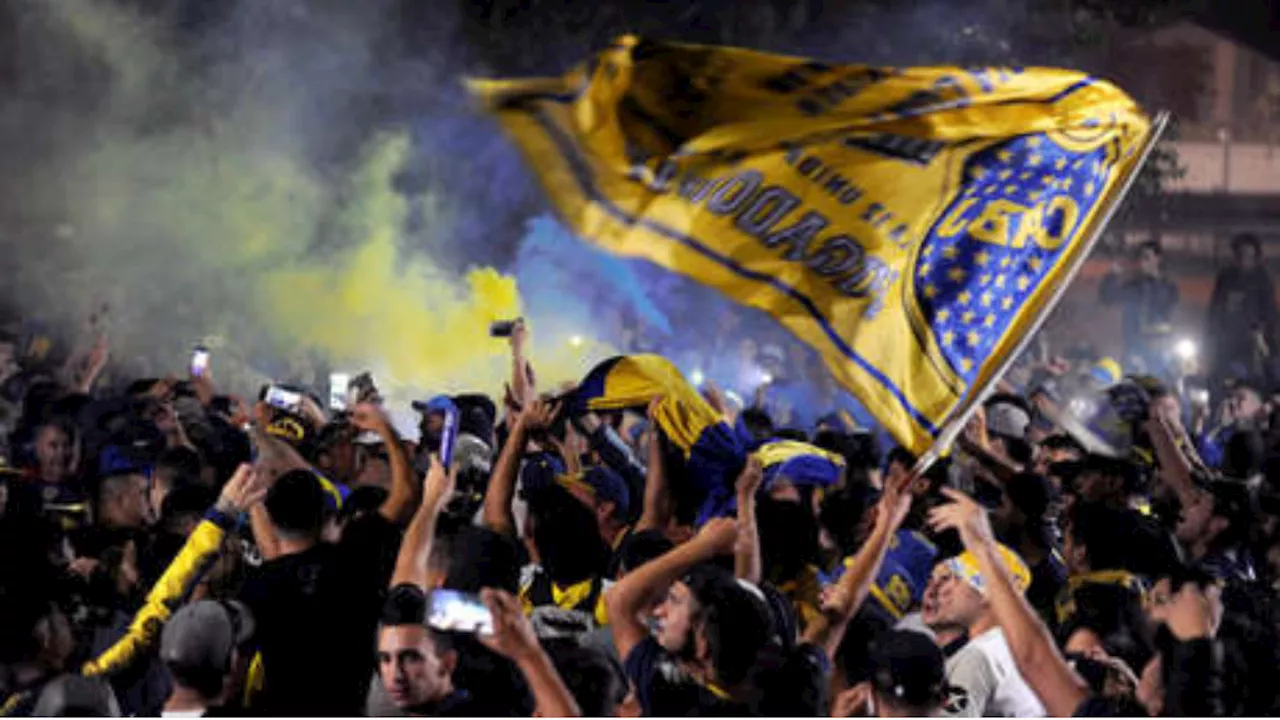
left=927, top=486, right=995, bottom=547
left=421, top=453, right=458, bottom=515
left=873, top=463, right=913, bottom=534
left=510, top=319, right=529, bottom=356
left=1150, top=579, right=1222, bottom=641
left=216, top=464, right=269, bottom=514
left=736, top=456, right=763, bottom=499
left=831, top=682, right=873, bottom=717
left=694, top=516, right=739, bottom=557
left=478, top=588, right=541, bottom=661
left=518, top=397, right=558, bottom=432
left=350, top=402, right=390, bottom=433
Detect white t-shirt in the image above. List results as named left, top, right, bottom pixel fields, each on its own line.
left=160, top=710, right=206, bottom=718
left=941, top=627, right=1046, bottom=718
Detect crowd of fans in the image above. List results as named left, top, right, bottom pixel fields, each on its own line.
left=2, top=243, right=1280, bottom=717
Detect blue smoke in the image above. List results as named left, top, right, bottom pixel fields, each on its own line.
left=513, top=214, right=673, bottom=336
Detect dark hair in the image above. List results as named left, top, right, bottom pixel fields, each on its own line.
left=379, top=584, right=453, bottom=657
left=1232, top=232, right=1262, bottom=258
left=528, top=485, right=608, bottom=586
left=683, top=566, right=774, bottom=690
left=813, top=430, right=881, bottom=475
left=1206, top=481, right=1254, bottom=550
left=773, top=428, right=808, bottom=442
left=758, top=497, right=820, bottom=585
left=381, top=583, right=428, bottom=626
left=339, top=485, right=389, bottom=524
left=1041, top=434, right=1085, bottom=455
left=442, top=524, right=522, bottom=594
left=155, top=446, right=203, bottom=488
left=820, top=485, right=878, bottom=558
left=1066, top=503, right=1139, bottom=571
left=264, top=470, right=326, bottom=538
left=160, top=484, right=217, bottom=524
left=542, top=640, right=624, bottom=717
left=617, top=530, right=674, bottom=575
left=739, top=408, right=775, bottom=442
left=984, top=392, right=1033, bottom=417
left=996, top=435, right=1034, bottom=466
left=886, top=446, right=916, bottom=471
left=1136, top=239, right=1162, bottom=257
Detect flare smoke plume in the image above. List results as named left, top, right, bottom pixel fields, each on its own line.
left=0, top=0, right=608, bottom=399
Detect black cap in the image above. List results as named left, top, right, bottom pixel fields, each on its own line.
left=869, top=629, right=948, bottom=709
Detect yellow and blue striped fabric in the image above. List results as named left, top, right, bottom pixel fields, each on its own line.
left=755, top=439, right=845, bottom=490
left=472, top=36, right=1154, bottom=455
left=576, top=354, right=744, bottom=521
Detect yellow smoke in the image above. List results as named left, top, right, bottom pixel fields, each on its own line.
left=25, top=0, right=612, bottom=401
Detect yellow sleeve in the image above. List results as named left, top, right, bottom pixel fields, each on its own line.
left=81, top=518, right=229, bottom=677
left=594, top=593, right=610, bottom=627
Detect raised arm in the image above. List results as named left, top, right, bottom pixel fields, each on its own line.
left=480, top=589, right=581, bottom=717
left=928, top=487, right=1090, bottom=717
left=803, top=470, right=911, bottom=660
left=606, top=518, right=739, bottom=661
left=483, top=398, right=555, bottom=537
left=390, top=455, right=456, bottom=590
left=1144, top=405, right=1201, bottom=510
left=510, top=320, right=536, bottom=409
left=82, top=465, right=266, bottom=677
left=351, top=403, right=420, bottom=525
left=635, top=399, right=673, bottom=533
left=734, top=458, right=763, bottom=585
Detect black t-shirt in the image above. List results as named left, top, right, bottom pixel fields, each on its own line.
left=448, top=635, right=533, bottom=717
left=624, top=637, right=744, bottom=717
left=406, top=689, right=479, bottom=717
left=1026, top=553, right=1068, bottom=624
left=239, top=514, right=400, bottom=716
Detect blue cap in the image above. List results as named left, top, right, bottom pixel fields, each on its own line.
left=519, top=451, right=567, bottom=497
left=411, top=395, right=456, bottom=416
left=580, top=465, right=630, bottom=517
left=98, top=444, right=150, bottom=478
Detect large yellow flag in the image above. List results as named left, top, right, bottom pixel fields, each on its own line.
left=470, top=36, right=1154, bottom=455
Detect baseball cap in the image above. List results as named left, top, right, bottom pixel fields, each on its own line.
left=560, top=466, right=630, bottom=516
left=411, top=395, right=456, bottom=416
left=869, top=629, right=949, bottom=709
left=160, top=600, right=255, bottom=675
left=945, top=543, right=1031, bottom=595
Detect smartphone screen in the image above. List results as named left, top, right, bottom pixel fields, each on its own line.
left=264, top=386, right=302, bottom=414
left=328, top=373, right=350, bottom=411
left=438, top=406, right=459, bottom=469
left=426, top=589, right=493, bottom=635
left=191, top=347, right=210, bottom=378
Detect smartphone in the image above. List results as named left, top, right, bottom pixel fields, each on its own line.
left=426, top=589, right=493, bottom=635
left=439, top=405, right=459, bottom=469
left=190, top=346, right=210, bottom=378
left=264, top=385, right=303, bottom=414
left=489, top=318, right=522, bottom=338
left=328, top=372, right=350, bottom=411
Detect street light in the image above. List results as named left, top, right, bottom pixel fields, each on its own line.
left=1174, top=338, right=1197, bottom=361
